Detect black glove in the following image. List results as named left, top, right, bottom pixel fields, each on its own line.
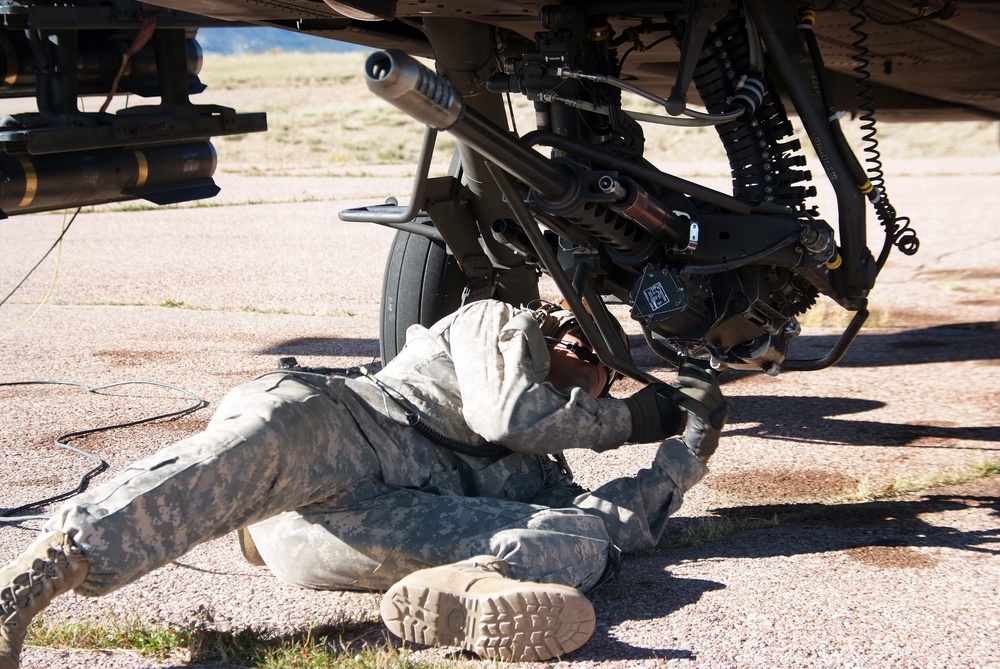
left=673, top=363, right=729, bottom=461
left=623, top=383, right=685, bottom=443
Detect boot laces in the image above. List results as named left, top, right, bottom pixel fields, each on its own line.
left=0, top=537, right=84, bottom=633
left=1, top=576, right=37, bottom=634
left=455, top=556, right=512, bottom=587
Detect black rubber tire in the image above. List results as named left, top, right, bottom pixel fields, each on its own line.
left=379, top=230, right=469, bottom=363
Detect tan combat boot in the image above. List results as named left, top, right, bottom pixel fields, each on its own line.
left=0, top=531, right=89, bottom=669
left=380, top=556, right=595, bottom=662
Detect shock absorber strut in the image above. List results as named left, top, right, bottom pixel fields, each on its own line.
left=365, top=49, right=570, bottom=203
left=365, top=49, right=658, bottom=262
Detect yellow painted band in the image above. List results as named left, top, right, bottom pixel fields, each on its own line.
left=859, top=180, right=874, bottom=194
left=800, top=10, right=816, bottom=25
left=15, top=154, right=37, bottom=208
left=825, top=253, right=843, bottom=270
left=133, top=149, right=148, bottom=187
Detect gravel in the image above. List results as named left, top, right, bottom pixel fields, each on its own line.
left=1, top=159, right=998, bottom=668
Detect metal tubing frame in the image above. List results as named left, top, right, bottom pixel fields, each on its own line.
left=365, top=49, right=571, bottom=203
left=782, top=303, right=869, bottom=372
left=338, top=127, right=445, bottom=243
left=487, top=160, right=660, bottom=385
left=746, top=0, right=870, bottom=300
left=522, top=129, right=792, bottom=217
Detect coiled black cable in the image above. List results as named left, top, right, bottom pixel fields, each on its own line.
left=848, top=2, right=920, bottom=265
left=404, top=412, right=511, bottom=458
left=0, top=380, right=207, bottom=522
left=848, top=3, right=885, bottom=193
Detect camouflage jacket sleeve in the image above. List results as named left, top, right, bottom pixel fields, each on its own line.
left=447, top=300, right=632, bottom=454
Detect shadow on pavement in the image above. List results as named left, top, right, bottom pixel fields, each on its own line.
left=724, top=394, right=1000, bottom=449
left=673, top=486, right=1000, bottom=563
left=579, top=573, right=722, bottom=661
left=574, top=485, right=1000, bottom=661
left=783, top=321, right=1000, bottom=368
left=259, top=322, right=1000, bottom=371
left=259, top=336, right=380, bottom=359
left=630, top=321, right=1000, bottom=375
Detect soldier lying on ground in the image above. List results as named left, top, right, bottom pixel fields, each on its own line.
left=0, top=298, right=728, bottom=666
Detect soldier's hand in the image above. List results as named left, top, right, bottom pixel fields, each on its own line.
left=674, top=363, right=729, bottom=462
left=623, top=383, right=685, bottom=443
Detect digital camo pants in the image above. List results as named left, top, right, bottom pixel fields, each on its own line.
left=46, top=374, right=706, bottom=596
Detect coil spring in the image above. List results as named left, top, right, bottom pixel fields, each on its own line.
left=573, top=200, right=654, bottom=259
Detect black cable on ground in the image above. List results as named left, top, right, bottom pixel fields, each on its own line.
left=0, top=209, right=79, bottom=309
left=0, top=379, right=207, bottom=523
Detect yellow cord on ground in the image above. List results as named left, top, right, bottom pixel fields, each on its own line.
left=0, top=212, right=69, bottom=342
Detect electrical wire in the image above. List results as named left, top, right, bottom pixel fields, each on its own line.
left=619, top=33, right=674, bottom=69
left=0, top=211, right=74, bottom=342
left=99, top=13, right=158, bottom=113
left=848, top=4, right=885, bottom=194
left=0, top=208, right=79, bottom=312
left=625, top=108, right=738, bottom=128
left=680, top=231, right=803, bottom=280
left=554, top=68, right=747, bottom=124
left=0, top=379, right=207, bottom=523
left=505, top=91, right=519, bottom=136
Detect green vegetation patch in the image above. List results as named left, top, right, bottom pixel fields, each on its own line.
left=26, top=607, right=471, bottom=668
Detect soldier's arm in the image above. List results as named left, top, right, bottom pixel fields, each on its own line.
left=448, top=300, right=632, bottom=454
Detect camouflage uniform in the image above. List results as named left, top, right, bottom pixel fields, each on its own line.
left=45, top=300, right=707, bottom=597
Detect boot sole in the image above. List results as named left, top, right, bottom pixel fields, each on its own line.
left=381, top=581, right=595, bottom=661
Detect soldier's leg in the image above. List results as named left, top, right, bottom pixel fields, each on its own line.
left=11, top=373, right=382, bottom=597
left=536, top=439, right=708, bottom=553
left=248, top=480, right=611, bottom=662
left=247, top=477, right=614, bottom=592
left=3, top=373, right=380, bottom=667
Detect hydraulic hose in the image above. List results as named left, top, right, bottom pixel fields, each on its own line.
left=746, top=1, right=872, bottom=300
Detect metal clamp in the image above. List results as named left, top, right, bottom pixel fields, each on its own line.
left=672, top=210, right=700, bottom=254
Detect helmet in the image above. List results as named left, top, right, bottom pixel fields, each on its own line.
left=528, top=299, right=629, bottom=397
left=531, top=300, right=582, bottom=340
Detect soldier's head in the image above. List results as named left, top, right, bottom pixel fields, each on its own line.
left=532, top=301, right=613, bottom=399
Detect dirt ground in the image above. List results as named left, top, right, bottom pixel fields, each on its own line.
left=1, top=150, right=998, bottom=668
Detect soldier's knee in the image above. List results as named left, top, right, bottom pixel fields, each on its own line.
left=486, top=511, right=612, bottom=591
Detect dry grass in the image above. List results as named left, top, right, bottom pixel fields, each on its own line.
left=845, top=459, right=1000, bottom=502
left=199, top=51, right=372, bottom=88
left=797, top=296, right=897, bottom=329
left=0, top=49, right=990, bottom=176
left=664, top=513, right=782, bottom=549
left=26, top=611, right=468, bottom=669
left=193, top=51, right=998, bottom=177
left=197, top=51, right=456, bottom=173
